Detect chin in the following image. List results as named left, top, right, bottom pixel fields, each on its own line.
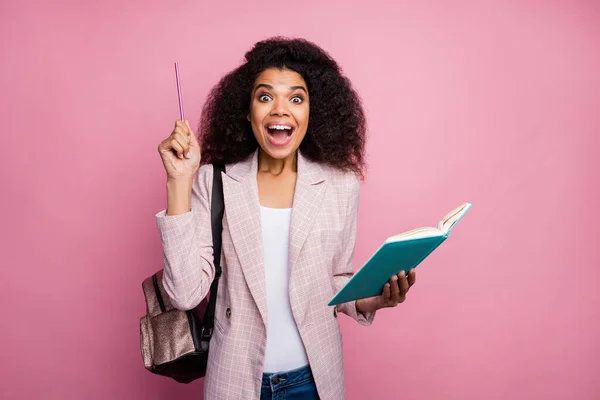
left=260, top=142, right=298, bottom=160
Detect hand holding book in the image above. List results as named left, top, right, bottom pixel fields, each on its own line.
left=329, top=202, right=472, bottom=307
left=356, top=269, right=417, bottom=314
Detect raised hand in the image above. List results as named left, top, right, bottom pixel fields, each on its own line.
left=158, top=120, right=201, bottom=181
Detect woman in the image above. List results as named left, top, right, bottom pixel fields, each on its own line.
left=156, top=37, right=416, bottom=400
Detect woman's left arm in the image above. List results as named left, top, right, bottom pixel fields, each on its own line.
left=332, top=174, right=376, bottom=326
left=333, top=174, right=417, bottom=323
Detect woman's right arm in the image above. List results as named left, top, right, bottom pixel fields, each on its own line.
left=154, top=120, right=215, bottom=310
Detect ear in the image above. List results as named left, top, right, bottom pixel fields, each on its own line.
left=246, top=114, right=251, bottom=122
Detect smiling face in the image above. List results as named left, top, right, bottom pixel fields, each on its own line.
left=248, top=68, right=310, bottom=161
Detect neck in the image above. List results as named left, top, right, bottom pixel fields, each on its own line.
left=257, top=149, right=297, bottom=176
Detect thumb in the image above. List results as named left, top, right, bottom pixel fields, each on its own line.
left=185, top=120, right=200, bottom=147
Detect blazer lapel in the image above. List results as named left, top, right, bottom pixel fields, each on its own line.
left=288, top=152, right=327, bottom=324
left=222, top=150, right=268, bottom=328
left=222, top=150, right=327, bottom=329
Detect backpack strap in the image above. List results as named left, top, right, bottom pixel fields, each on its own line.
left=200, top=163, right=225, bottom=340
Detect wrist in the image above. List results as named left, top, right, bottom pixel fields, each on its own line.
left=166, top=177, right=193, bottom=216
left=167, top=176, right=194, bottom=188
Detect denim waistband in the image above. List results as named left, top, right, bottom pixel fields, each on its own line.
left=262, top=365, right=313, bottom=389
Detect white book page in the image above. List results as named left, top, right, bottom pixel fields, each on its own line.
left=385, top=203, right=471, bottom=243
left=385, top=226, right=441, bottom=242
left=438, top=203, right=471, bottom=233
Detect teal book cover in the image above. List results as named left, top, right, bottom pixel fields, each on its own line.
left=328, top=202, right=472, bottom=306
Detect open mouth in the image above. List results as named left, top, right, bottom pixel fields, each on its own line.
left=265, top=123, right=295, bottom=146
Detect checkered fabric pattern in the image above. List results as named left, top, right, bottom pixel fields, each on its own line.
left=156, top=150, right=375, bottom=399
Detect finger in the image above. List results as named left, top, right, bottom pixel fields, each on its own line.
left=398, top=272, right=409, bottom=297
left=170, top=138, right=185, bottom=159
left=382, top=282, right=391, bottom=303
left=173, top=132, right=190, bottom=157
left=175, top=119, right=188, bottom=132
left=158, top=136, right=180, bottom=155
left=174, top=124, right=190, bottom=141
left=390, top=275, right=400, bottom=305
left=408, top=269, right=416, bottom=287
left=172, top=130, right=189, bottom=151
left=173, top=120, right=190, bottom=141
left=184, top=120, right=200, bottom=146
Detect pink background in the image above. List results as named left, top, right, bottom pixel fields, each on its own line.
left=1, top=0, right=599, bottom=399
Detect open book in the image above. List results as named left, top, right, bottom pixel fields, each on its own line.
left=328, top=202, right=472, bottom=306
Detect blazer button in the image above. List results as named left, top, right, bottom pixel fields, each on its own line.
left=226, top=308, right=231, bottom=318
left=333, top=306, right=338, bottom=318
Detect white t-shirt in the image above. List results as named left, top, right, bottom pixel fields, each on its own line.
left=260, top=206, right=309, bottom=373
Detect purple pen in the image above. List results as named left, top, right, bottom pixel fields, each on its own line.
left=174, top=62, right=185, bottom=121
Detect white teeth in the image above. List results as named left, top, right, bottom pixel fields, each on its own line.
left=268, top=125, right=292, bottom=130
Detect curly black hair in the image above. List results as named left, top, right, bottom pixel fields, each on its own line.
left=198, top=36, right=367, bottom=177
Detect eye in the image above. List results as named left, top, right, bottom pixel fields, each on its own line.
left=290, top=96, right=303, bottom=104
left=258, top=94, right=272, bottom=102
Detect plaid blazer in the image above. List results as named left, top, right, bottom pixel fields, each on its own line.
left=155, top=149, right=375, bottom=399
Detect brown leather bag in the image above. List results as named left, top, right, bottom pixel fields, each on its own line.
left=140, top=164, right=225, bottom=383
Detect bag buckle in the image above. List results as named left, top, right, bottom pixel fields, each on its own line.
left=200, top=327, right=213, bottom=340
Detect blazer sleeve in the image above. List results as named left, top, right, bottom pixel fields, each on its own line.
left=154, top=164, right=215, bottom=310
left=332, top=173, right=376, bottom=326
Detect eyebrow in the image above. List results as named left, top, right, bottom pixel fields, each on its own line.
left=254, top=83, right=308, bottom=94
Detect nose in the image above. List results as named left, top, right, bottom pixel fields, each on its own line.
left=270, top=97, right=289, bottom=117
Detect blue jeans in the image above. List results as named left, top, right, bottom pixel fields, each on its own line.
left=260, top=365, right=320, bottom=400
